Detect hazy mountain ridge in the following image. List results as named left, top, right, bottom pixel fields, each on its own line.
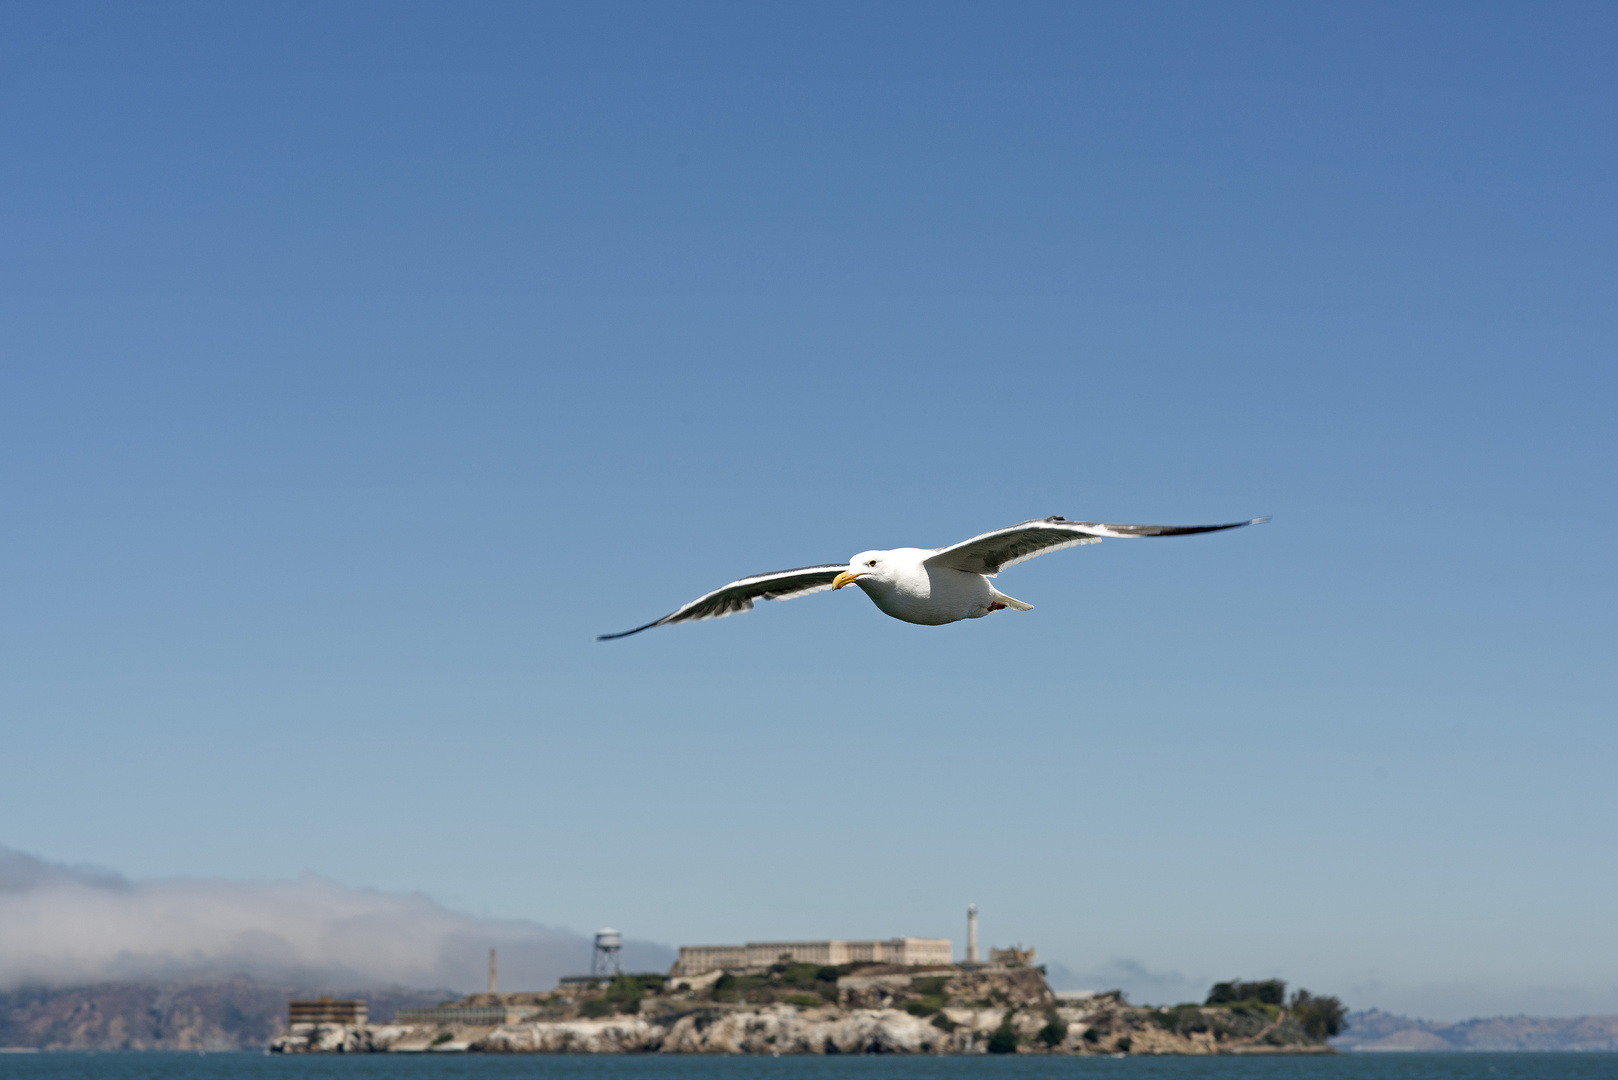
left=1333, top=1009, right=1618, bottom=1052
left=0, top=978, right=448, bottom=1050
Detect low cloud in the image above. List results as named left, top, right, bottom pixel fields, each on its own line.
left=0, top=845, right=672, bottom=992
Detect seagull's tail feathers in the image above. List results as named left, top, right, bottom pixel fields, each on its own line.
left=991, top=589, right=1034, bottom=611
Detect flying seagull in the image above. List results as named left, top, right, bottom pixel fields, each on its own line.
left=598, top=514, right=1267, bottom=640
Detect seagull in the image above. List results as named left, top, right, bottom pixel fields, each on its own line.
left=598, top=515, right=1266, bottom=640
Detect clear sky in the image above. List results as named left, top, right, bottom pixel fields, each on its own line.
left=1, top=2, right=1614, bottom=1022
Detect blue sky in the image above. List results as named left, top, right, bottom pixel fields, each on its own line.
left=1, top=2, right=1614, bottom=1021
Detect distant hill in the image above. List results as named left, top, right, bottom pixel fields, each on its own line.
left=1333, top=1009, right=1618, bottom=1052
left=0, top=978, right=449, bottom=1050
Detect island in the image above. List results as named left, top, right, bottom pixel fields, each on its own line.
left=270, top=967, right=1344, bottom=1055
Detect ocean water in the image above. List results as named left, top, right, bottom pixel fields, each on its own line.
left=0, top=1055, right=1614, bottom=1080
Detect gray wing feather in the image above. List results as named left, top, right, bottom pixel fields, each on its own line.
left=925, top=516, right=1267, bottom=576
left=597, top=564, right=847, bottom=640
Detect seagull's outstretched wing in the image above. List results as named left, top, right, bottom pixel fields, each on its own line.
left=925, top=516, right=1268, bottom=576
left=598, top=564, right=847, bottom=640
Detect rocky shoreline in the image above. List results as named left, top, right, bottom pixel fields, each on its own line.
left=271, top=966, right=1336, bottom=1056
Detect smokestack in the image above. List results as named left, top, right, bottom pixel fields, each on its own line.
left=966, top=903, right=979, bottom=964
left=489, top=947, right=497, bottom=994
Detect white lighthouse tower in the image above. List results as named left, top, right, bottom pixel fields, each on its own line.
left=966, top=903, right=980, bottom=966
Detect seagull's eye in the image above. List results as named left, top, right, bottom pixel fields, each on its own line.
left=867, top=560, right=877, bottom=567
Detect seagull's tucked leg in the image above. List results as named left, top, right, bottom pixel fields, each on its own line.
left=990, top=588, right=1034, bottom=612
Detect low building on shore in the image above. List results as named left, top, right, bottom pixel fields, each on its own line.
left=288, top=997, right=368, bottom=1026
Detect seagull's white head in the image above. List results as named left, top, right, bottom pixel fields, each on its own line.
left=833, top=550, right=896, bottom=592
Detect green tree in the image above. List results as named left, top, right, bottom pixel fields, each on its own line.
left=601, top=975, right=646, bottom=1013
left=1206, top=979, right=1286, bottom=1006
left=1036, top=1011, right=1068, bottom=1048
left=986, top=1012, right=1020, bottom=1054
left=1288, top=990, right=1348, bottom=1038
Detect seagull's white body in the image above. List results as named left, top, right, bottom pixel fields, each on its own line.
left=598, top=514, right=1266, bottom=640
left=845, top=547, right=1029, bottom=625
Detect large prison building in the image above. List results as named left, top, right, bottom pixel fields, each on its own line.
left=673, top=938, right=952, bottom=976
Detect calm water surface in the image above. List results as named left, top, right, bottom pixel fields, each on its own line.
left=1, top=1055, right=1614, bottom=1080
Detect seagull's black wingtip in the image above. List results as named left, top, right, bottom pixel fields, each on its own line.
left=596, top=620, right=661, bottom=641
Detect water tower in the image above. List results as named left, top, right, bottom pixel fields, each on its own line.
left=592, top=928, right=623, bottom=977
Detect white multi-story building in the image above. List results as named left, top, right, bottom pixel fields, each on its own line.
left=672, top=938, right=952, bottom=976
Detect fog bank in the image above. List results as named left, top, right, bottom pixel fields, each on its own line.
left=0, top=845, right=672, bottom=991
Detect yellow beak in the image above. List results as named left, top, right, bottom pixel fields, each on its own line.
left=831, top=570, right=865, bottom=590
